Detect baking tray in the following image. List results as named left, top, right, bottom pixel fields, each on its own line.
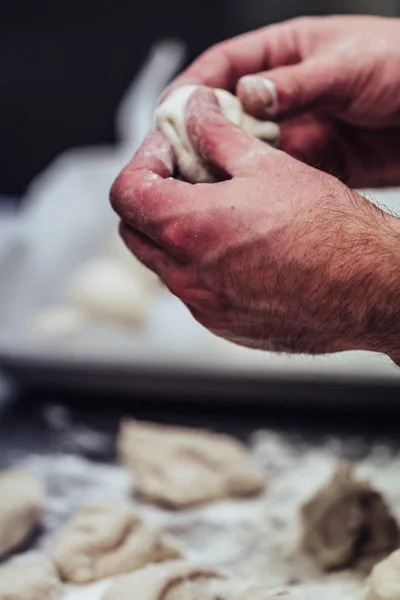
left=0, top=40, right=399, bottom=396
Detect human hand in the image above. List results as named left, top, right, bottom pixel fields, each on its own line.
left=167, top=15, right=400, bottom=188
left=111, top=89, right=400, bottom=358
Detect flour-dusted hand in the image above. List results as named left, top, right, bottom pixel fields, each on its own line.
left=110, top=89, right=400, bottom=360
left=167, top=16, right=400, bottom=188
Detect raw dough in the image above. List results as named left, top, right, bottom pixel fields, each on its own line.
left=102, top=560, right=224, bottom=600
left=365, top=549, right=400, bottom=600
left=300, top=464, right=399, bottom=573
left=51, top=502, right=181, bottom=584
left=69, top=257, right=151, bottom=325
left=0, top=559, right=61, bottom=600
left=30, top=305, right=87, bottom=338
left=118, top=420, right=266, bottom=508
left=155, top=85, right=280, bottom=183
left=231, top=589, right=290, bottom=600
left=103, top=561, right=287, bottom=600
left=0, top=470, right=43, bottom=557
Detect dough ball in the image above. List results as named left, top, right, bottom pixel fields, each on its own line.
left=231, top=587, right=291, bottom=600
left=102, top=560, right=224, bottom=600
left=155, top=85, right=280, bottom=183
left=51, top=502, right=182, bottom=584
left=0, top=470, right=43, bottom=558
left=300, top=464, right=399, bottom=573
left=103, top=561, right=287, bottom=600
left=365, top=549, right=400, bottom=600
left=0, top=559, right=61, bottom=600
left=118, top=420, right=266, bottom=508
left=30, top=305, right=87, bottom=338
left=69, top=258, right=151, bottom=326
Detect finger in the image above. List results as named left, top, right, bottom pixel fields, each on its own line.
left=163, top=21, right=301, bottom=97
left=123, top=129, right=175, bottom=177
left=111, top=131, right=195, bottom=244
left=112, top=169, right=193, bottom=245
left=237, top=56, right=351, bottom=119
left=119, top=222, right=172, bottom=278
left=186, top=87, right=277, bottom=177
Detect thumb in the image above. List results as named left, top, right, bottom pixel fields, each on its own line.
left=237, top=56, right=350, bottom=119
left=186, top=87, right=276, bottom=177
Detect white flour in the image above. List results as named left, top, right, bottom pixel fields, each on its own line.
left=9, top=429, right=400, bottom=600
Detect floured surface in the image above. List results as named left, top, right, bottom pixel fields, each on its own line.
left=5, top=424, right=400, bottom=600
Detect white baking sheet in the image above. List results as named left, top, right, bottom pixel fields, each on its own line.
left=0, top=40, right=399, bottom=389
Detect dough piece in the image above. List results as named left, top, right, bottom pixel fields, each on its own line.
left=102, top=560, right=224, bottom=600
left=365, top=549, right=400, bottom=600
left=0, top=559, right=61, bottom=600
left=231, top=589, right=290, bottom=600
left=51, top=502, right=181, bottom=584
left=69, top=257, right=151, bottom=325
left=30, top=305, right=87, bottom=338
left=0, top=470, right=43, bottom=557
left=103, top=562, right=287, bottom=600
left=118, top=420, right=266, bottom=508
left=155, top=85, right=280, bottom=183
left=300, top=464, right=399, bottom=573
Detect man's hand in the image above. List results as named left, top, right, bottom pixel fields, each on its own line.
left=166, top=15, right=400, bottom=188
left=111, top=89, right=400, bottom=357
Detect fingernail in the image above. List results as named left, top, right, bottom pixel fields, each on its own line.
left=240, top=76, right=278, bottom=115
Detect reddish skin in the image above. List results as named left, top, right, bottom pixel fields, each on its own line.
left=167, top=15, right=400, bottom=188
left=111, top=89, right=400, bottom=363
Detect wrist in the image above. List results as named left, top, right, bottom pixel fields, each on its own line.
left=353, top=202, right=400, bottom=359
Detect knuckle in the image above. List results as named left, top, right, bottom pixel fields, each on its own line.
left=109, top=172, right=132, bottom=214
left=162, top=222, right=198, bottom=261
left=111, top=169, right=160, bottom=223
left=161, top=219, right=199, bottom=259
left=160, top=221, right=184, bottom=255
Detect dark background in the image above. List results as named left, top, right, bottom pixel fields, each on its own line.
left=1, top=0, right=399, bottom=196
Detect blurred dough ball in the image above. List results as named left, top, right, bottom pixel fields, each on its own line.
left=0, top=559, right=61, bottom=600
left=0, top=470, right=43, bottom=557
left=30, top=305, right=87, bottom=338
left=69, top=258, right=152, bottom=325
left=51, top=502, right=181, bottom=584
left=111, top=233, right=160, bottom=289
left=365, top=549, right=400, bottom=600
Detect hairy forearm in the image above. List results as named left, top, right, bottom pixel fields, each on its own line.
left=355, top=205, right=400, bottom=361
